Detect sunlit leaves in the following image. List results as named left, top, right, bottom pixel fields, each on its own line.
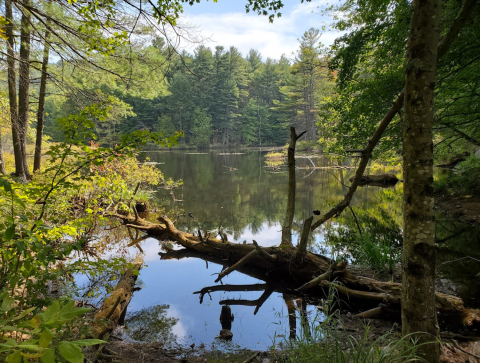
left=0, top=295, right=102, bottom=363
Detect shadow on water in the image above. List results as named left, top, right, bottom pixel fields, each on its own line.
left=74, top=150, right=480, bottom=350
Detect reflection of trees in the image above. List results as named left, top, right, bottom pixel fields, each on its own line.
left=147, top=151, right=403, bottom=245
left=125, top=305, right=178, bottom=345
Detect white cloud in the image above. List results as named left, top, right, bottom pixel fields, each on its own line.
left=177, top=0, right=343, bottom=60
left=167, top=305, right=188, bottom=339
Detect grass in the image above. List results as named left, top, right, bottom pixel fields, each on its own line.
left=276, top=289, right=425, bottom=363
left=356, top=233, right=402, bottom=275
left=284, top=330, right=426, bottom=363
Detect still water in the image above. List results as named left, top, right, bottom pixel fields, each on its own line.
left=93, top=150, right=479, bottom=350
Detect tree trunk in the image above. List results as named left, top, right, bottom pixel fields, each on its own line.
left=34, top=26, right=51, bottom=172
left=5, top=0, right=27, bottom=180
left=402, top=0, right=442, bottom=360
left=0, top=126, right=6, bottom=174
left=281, top=126, right=306, bottom=246
left=17, top=2, right=32, bottom=180
left=86, top=255, right=144, bottom=361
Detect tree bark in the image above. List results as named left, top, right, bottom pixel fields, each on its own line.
left=86, top=255, right=143, bottom=361
left=5, top=0, right=27, bottom=180
left=402, top=0, right=442, bottom=360
left=34, top=25, right=51, bottom=172
left=17, top=2, right=32, bottom=180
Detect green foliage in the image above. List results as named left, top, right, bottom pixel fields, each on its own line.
left=275, top=28, right=335, bottom=143
left=322, top=0, right=480, bottom=159
left=435, top=156, right=480, bottom=195
left=0, top=295, right=105, bottom=363
left=274, top=288, right=423, bottom=363
left=0, top=103, right=181, bottom=361
left=355, top=233, right=402, bottom=275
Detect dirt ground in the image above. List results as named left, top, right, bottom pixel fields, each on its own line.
left=435, top=192, right=480, bottom=226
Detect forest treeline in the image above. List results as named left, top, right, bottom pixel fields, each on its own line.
left=41, top=29, right=334, bottom=148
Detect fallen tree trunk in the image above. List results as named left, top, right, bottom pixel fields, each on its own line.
left=115, top=213, right=480, bottom=331
left=86, top=255, right=144, bottom=362
left=349, top=173, right=399, bottom=185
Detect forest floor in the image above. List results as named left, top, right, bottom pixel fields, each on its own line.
left=104, top=316, right=400, bottom=363
left=104, top=317, right=480, bottom=363
left=436, top=192, right=480, bottom=226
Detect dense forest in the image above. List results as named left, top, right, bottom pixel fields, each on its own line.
left=40, top=29, right=334, bottom=148
left=0, top=0, right=479, bottom=362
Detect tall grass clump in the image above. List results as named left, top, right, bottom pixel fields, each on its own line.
left=356, top=234, right=402, bottom=275
left=280, top=289, right=425, bottom=363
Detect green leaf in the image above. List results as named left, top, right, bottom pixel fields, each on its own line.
left=0, top=178, right=12, bottom=192
left=1, top=326, right=18, bottom=331
left=5, top=351, right=21, bottom=363
left=16, top=345, right=42, bottom=351
left=31, top=315, right=41, bottom=328
left=13, top=306, right=35, bottom=321
left=43, top=301, right=60, bottom=322
left=39, top=328, right=54, bottom=348
left=59, top=342, right=84, bottom=363
left=60, top=301, right=90, bottom=320
left=71, top=339, right=105, bottom=346
left=4, top=224, right=16, bottom=241
left=2, top=296, right=15, bottom=311
left=40, top=348, right=55, bottom=363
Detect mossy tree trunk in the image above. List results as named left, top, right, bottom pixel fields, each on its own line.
left=402, top=0, right=442, bottom=361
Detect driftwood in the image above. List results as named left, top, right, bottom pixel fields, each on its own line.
left=349, top=173, right=399, bottom=186
left=114, top=212, right=480, bottom=331
left=86, top=255, right=144, bottom=361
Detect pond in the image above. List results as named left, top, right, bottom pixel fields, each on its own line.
left=85, top=149, right=480, bottom=350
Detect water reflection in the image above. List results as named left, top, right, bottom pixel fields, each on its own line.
left=124, top=304, right=179, bottom=346
left=218, top=305, right=234, bottom=340
left=141, top=150, right=403, bottom=249
left=73, top=150, right=480, bottom=349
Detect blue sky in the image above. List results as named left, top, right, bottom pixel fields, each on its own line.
left=174, top=0, right=343, bottom=60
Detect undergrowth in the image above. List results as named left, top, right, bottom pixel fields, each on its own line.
left=277, top=289, right=425, bottom=363
left=435, top=155, right=480, bottom=195
left=356, top=234, right=402, bottom=275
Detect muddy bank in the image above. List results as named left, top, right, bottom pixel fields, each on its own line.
left=436, top=192, right=480, bottom=225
